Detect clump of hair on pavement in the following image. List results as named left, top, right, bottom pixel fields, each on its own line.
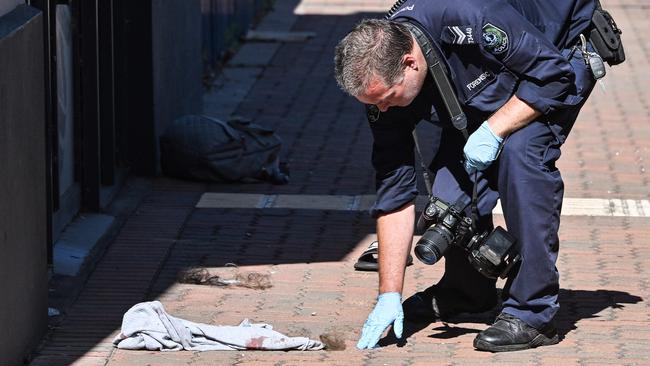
left=319, top=332, right=346, bottom=351
left=233, top=271, right=272, bottom=290
left=176, top=267, right=272, bottom=289
left=177, top=267, right=218, bottom=285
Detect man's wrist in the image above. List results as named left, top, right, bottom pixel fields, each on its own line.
left=378, top=292, right=401, bottom=301
left=379, top=284, right=403, bottom=294
left=486, top=119, right=508, bottom=140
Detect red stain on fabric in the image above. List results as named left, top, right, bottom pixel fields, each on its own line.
left=246, top=336, right=267, bottom=349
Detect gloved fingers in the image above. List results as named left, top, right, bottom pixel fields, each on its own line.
left=357, top=324, right=384, bottom=349
left=464, top=154, right=492, bottom=173
left=356, top=321, right=372, bottom=349
left=464, top=159, right=477, bottom=174
left=393, top=312, right=404, bottom=339
left=364, top=326, right=385, bottom=349
left=356, top=335, right=368, bottom=349
left=357, top=292, right=402, bottom=349
left=463, top=120, right=503, bottom=174
left=477, top=160, right=490, bottom=171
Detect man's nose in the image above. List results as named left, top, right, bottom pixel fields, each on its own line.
left=377, top=103, right=389, bottom=112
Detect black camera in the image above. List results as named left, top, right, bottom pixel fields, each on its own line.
left=414, top=196, right=520, bottom=279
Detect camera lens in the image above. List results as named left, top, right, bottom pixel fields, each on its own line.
left=414, top=224, right=453, bottom=265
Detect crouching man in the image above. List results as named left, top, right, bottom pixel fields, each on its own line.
left=334, top=0, right=603, bottom=352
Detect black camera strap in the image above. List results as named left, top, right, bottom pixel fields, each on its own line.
left=400, top=20, right=470, bottom=140
left=399, top=19, right=480, bottom=229
left=412, top=129, right=434, bottom=196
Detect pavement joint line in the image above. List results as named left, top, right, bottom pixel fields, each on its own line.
left=196, top=192, right=650, bottom=218
left=347, top=195, right=361, bottom=211
left=257, top=194, right=278, bottom=209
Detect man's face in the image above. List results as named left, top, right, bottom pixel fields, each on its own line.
left=355, top=52, right=426, bottom=112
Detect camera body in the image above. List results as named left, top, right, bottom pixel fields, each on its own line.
left=414, top=196, right=520, bottom=279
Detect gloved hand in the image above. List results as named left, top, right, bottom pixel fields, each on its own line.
left=463, top=121, right=504, bottom=173
left=356, top=292, right=404, bottom=349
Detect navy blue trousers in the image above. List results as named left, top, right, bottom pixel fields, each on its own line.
left=430, top=48, right=595, bottom=329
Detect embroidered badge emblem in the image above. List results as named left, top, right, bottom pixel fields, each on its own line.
left=482, top=23, right=508, bottom=54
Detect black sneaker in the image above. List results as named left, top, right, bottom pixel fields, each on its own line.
left=473, top=312, right=559, bottom=352
left=402, top=285, right=497, bottom=323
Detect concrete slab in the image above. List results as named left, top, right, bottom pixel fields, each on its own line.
left=272, top=194, right=357, bottom=210
left=493, top=198, right=650, bottom=217
left=294, top=0, right=393, bottom=15
left=244, top=30, right=316, bottom=42
left=228, top=42, right=280, bottom=67
left=202, top=67, right=263, bottom=119
left=255, top=0, right=300, bottom=32
left=195, top=193, right=264, bottom=209
left=53, top=213, right=114, bottom=276
left=196, top=193, right=650, bottom=218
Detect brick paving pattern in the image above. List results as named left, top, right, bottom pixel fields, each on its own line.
left=31, top=0, right=650, bottom=365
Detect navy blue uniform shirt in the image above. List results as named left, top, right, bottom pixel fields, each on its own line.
left=369, top=0, right=596, bottom=217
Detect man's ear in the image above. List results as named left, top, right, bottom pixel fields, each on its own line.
left=402, top=54, right=419, bottom=71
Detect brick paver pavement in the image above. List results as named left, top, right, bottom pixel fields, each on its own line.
left=31, top=0, right=650, bottom=365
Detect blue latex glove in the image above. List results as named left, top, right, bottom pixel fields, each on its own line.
left=357, top=292, right=404, bottom=349
left=463, top=121, right=504, bottom=173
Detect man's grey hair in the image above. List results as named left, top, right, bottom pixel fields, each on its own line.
left=334, top=19, right=413, bottom=97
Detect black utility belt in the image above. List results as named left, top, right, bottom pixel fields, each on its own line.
left=589, top=0, right=625, bottom=66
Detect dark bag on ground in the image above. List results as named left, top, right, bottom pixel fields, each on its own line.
left=160, top=115, right=289, bottom=184
left=589, top=0, right=625, bottom=66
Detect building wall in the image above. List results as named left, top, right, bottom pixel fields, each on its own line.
left=151, top=0, right=202, bottom=173
left=0, top=0, right=21, bottom=17
left=55, top=4, right=74, bottom=200
left=0, top=5, right=48, bottom=366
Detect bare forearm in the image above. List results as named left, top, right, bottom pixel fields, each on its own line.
left=377, top=202, right=415, bottom=294
left=487, top=94, right=541, bottom=138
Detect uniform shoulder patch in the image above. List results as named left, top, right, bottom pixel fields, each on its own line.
left=482, top=23, right=508, bottom=54
left=442, top=26, right=476, bottom=45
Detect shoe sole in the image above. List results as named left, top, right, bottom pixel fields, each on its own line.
left=473, top=333, right=559, bottom=352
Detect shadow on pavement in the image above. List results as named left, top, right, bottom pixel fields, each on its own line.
left=377, top=288, right=642, bottom=347
left=555, top=289, right=643, bottom=339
